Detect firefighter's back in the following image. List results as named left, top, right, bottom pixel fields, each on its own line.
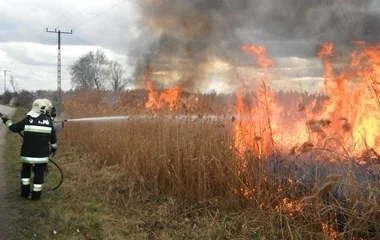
left=21, top=114, right=54, bottom=163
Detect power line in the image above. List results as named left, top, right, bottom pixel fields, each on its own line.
left=48, top=4, right=79, bottom=28
left=10, top=3, right=80, bottom=62
left=19, top=4, right=79, bottom=44
left=73, top=0, right=127, bottom=30
left=56, top=3, right=95, bottom=28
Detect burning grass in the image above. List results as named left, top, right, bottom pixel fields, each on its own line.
left=56, top=41, right=380, bottom=239
left=58, top=112, right=380, bottom=239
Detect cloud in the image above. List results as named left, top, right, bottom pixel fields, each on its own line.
left=1, top=0, right=379, bottom=94
left=0, top=42, right=128, bottom=92
left=0, top=0, right=142, bottom=93
left=0, top=0, right=140, bottom=52
left=128, top=0, right=380, bottom=92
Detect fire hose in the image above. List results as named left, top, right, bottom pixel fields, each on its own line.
left=0, top=114, right=63, bottom=192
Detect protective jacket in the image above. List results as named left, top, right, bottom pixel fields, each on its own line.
left=5, top=114, right=57, bottom=163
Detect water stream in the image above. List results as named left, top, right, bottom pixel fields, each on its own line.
left=59, top=114, right=238, bottom=123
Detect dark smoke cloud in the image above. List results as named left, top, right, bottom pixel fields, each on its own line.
left=131, top=0, right=380, bottom=91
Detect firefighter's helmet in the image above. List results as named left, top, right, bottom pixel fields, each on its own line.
left=41, top=98, right=53, bottom=109
left=26, top=99, right=49, bottom=118
left=41, top=98, right=57, bottom=119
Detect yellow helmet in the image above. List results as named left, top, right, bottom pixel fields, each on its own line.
left=27, top=99, right=48, bottom=117
left=41, top=98, right=57, bottom=118
left=41, top=98, right=53, bottom=110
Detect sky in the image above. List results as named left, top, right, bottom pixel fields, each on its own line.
left=1, top=0, right=379, bottom=94
left=0, top=0, right=139, bottom=93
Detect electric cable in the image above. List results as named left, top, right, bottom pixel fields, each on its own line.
left=48, top=4, right=79, bottom=28
left=8, top=3, right=80, bottom=62
left=56, top=3, right=95, bottom=28
left=72, top=0, right=127, bottom=30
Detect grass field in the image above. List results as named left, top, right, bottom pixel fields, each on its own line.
left=5, top=108, right=276, bottom=239
left=5, top=42, right=380, bottom=239
left=4, top=99, right=380, bottom=239
left=59, top=89, right=380, bottom=239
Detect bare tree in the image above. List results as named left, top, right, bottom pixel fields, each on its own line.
left=92, top=50, right=109, bottom=89
left=70, top=49, right=109, bottom=89
left=70, top=55, right=94, bottom=89
left=9, top=76, right=18, bottom=92
left=108, top=61, right=128, bottom=91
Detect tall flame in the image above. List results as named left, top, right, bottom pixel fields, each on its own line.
left=317, top=42, right=334, bottom=79
left=316, top=42, right=380, bottom=153
left=145, top=67, right=160, bottom=110
left=241, top=45, right=274, bottom=68
left=144, top=66, right=182, bottom=111
left=235, top=42, right=380, bottom=158
left=234, top=45, right=299, bottom=157
left=159, top=86, right=182, bottom=110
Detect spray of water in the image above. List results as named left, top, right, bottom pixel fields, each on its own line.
left=55, top=114, right=239, bottom=123
left=65, top=116, right=130, bottom=122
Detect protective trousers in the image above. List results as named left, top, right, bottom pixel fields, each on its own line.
left=20, top=163, right=47, bottom=200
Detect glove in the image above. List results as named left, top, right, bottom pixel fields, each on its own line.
left=51, top=148, right=57, bottom=156
left=0, top=113, right=9, bottom=124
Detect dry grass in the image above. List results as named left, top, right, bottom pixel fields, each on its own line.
left=4, top=108, right=274, bottom=239
left=5, top=89, right=380, bottom=239
left=56, top=90, right=380, bottom=239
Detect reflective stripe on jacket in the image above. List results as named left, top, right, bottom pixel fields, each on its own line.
left=21, top=156, right=49, bottom=164
left=6, top=114, right=57, bottom=163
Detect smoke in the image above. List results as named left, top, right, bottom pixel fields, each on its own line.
left=130, top=0, right=380, bottom=91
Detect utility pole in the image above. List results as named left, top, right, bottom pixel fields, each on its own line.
left=46, top=28, right=73, bottom=115
left=1, top=69, right=11, bottom=94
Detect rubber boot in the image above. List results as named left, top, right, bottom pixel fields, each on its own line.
left=21, top=184, right=30, bottom=199
left=31, top=191, right=41, bottom=201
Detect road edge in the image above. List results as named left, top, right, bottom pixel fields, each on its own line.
left=0, top=106, right=16, bottom=239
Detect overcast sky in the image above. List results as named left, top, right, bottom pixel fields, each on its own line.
left=0, top=0, right=139, bottom=93
left=1, top=0, right=379, bottom=94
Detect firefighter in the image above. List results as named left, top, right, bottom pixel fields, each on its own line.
left=0, top=98, right=57, bottom=200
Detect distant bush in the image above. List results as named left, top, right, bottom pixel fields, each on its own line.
left=14, top=90, right=35, bottom=109
left=1, top=91, right=17, bottom=105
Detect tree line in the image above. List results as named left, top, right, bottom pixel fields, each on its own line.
left=70, top=49, right=130, bottom=91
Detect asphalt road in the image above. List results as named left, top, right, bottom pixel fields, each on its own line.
left=0, top=105, right=15, bottom=239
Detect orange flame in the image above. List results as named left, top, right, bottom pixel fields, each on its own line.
left=241, top=45, right=274, bottom=68
left=235, top=42, right=380, bottom=158
left=233, top=89, right=262, bottom=158
left=234, top=45, right=299, bottom=157
left=159, top=86, right=182, bottom=110
left=234, top=45, right=274, bottom=157
left=316, top=42, right=380, bottom=153
left=317, top=43, right=334, bottom=79
left=145, top=69, right=160, bottom=110
left=144, top=66, right=182, bottom=111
